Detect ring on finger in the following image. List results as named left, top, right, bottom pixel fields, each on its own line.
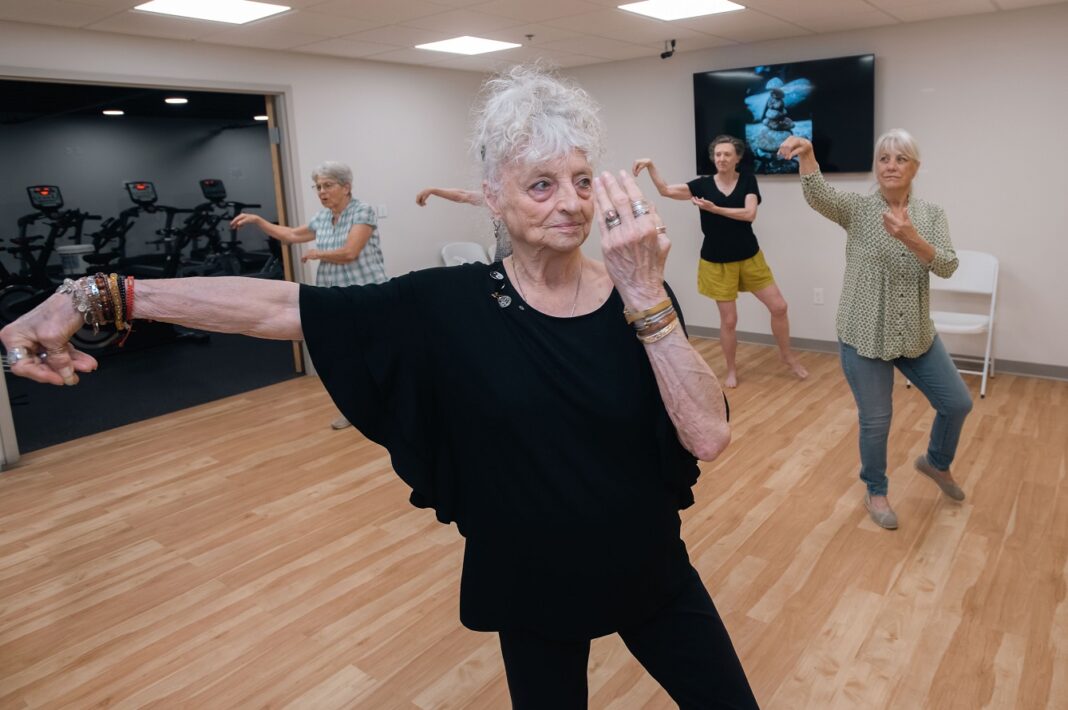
left=655, top=225, right=668, bottom=234
left=631, top=200, right=651, bottom=218
left=5, top=347, right=27, bottom=367
left=605, top=216, right=623, bottom=230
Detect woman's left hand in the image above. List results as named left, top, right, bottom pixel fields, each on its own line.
left=0, top=293, right=98, bottom=386
left=691, top=196, right=720, bottom=214
left=594, top=170, right=670, bottom=311
left=301, top=248, right=321, bottom=263
left=882, top=210, right=917, bottom=243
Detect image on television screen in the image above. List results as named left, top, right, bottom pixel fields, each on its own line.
left=693, top=54, right=874, bottom=175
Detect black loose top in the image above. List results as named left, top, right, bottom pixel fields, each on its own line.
left=687, top=173, right=763, bottom=264
left=300, top=263, right=703, bottom=640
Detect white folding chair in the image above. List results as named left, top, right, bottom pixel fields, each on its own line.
left=441, top=241, right=490, bottom=266
left=929, top=249, right=999, bottom=398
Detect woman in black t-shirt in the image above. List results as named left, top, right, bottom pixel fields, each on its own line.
left=2, top=67, right=759, bottom=709
left=635, top=135, right=808, bottom=388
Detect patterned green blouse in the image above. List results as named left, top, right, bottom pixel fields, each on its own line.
left=801, top=170, right=958, bottom=360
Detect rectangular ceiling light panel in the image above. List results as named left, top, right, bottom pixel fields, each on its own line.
left=618, top=0, right=744, bottom=21
left=134, top=0, right=290, bottom=24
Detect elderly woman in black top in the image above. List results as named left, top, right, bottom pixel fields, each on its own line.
left=635, top=136, right=807, bottom=388
left=2, top=66, right=757, bottom=709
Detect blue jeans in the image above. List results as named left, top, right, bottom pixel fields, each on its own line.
left=839, top=336, right=972, bottom=496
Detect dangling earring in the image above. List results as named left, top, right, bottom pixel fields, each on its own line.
left=493, top=219, right=502, bottom=240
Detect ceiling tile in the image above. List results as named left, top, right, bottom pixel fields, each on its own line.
left=307, top=0, right=450, bottom=24
left=199, top=25, right=330, bottom=49
left=875, top=0, right=998, bottom=22
left=400, top=8, right=522, bottom=34
left=472, top=0, right=605, bottom=23
left=360, top=47, right=453, bottom=65
left=481, top=23, right=587, bottom=45
left=344, top=24, right=452, bottom=45
left=237, top=10, right=379, bottom=37
left=790, top=9, right=900, bottom=32
left=0, top=0, right=117, bottom=27
left=539, top=35, right=653, bottom=60
left=675, top=9, right=811, bottom=42
left=296, top=37, right=403, bottom=58
left=991, top=0, right=1067, bottom=8
left=543, top=8, right=713, bottom=45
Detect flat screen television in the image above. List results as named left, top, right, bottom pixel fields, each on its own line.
left=693, top=54, right=874, bottom=175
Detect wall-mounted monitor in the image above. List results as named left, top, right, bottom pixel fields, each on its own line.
left=693, top=54, right=875, bottom=175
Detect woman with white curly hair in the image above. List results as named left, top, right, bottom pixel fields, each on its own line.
left=2, top=65, right=757, bottom=708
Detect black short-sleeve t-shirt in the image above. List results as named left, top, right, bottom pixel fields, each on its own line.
left=687, top=172, right=762, bottom=263
left=299, top=265, right=703, bottom=640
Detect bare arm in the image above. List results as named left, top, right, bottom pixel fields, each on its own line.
left=416, top=187, right=483, bottom=206
left=596, top=170, right=729, bottom=461
left=230, top=213, right=314, bottom=245
left=632, top=159, right=693, bottom=201
left=691, top=193, right=758, bottom=223
left=1, top=277, right=301, bottom=386
left=303, top=224, right=373, bottom=264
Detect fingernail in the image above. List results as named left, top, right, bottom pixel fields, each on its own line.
left=60, top=366, right=77, bottom=385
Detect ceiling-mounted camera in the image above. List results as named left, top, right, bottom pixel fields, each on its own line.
left=660, top=39, right=676, bottom=59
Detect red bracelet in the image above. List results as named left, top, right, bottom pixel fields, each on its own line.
left=125, top=275, right=136, bottom=321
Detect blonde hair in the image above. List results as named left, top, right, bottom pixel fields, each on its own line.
left=873, top=129, right=921, bottom=171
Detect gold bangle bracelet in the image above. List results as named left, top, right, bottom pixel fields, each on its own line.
left=637, top=318, right=679, bottom=344
left=624, top=298, right=672, bottom=325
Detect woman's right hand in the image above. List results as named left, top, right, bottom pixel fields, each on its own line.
left=778, top=137, right=813, bottom=161
left=415, top=189, right=432, bottom=206
left=632, top=159, right=654, bottom=177
left=1, top=293, right=98, bottom=386
left=229, top=212, right=262, bottom=230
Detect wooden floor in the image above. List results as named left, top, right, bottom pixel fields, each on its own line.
left=1, top=339, right=1065, bottom=709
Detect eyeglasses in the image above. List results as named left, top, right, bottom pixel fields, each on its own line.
left=313, top=181, right=339, bottom=192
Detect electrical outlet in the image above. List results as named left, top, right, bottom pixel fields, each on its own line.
left=813, top=287, right=824, bottom=305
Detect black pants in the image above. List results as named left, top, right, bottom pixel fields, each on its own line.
left=498, top=571, right=759, bottom=709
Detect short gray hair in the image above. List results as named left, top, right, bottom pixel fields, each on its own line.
left=473, top=64, right=605, bottom=194
left=311, top=161, right=353, bottom=187
left=873, top=129, right=921, bottom=170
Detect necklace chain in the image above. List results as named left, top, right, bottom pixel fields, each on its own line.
left=510, top=256, right=583, bottom=318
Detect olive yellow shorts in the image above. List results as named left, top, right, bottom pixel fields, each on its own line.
left=697, top=250, right=776, bottom=302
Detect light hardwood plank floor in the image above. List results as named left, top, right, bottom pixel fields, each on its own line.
left=0, top=340, right=1065, bottom=709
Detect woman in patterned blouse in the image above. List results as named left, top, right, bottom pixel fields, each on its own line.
left=231, top=161, right=388, bottom=430
left=778, top=130, right=972, bottom=530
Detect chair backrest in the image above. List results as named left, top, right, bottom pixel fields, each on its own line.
left=931, top=249, right=998, bottom=295
left=441, top=241, right=490, bottom=266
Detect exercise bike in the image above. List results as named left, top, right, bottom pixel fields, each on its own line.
left=0, top=185, right=117, bottom=351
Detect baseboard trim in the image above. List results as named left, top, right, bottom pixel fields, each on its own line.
left=687, top=326, right=1068, bottom=382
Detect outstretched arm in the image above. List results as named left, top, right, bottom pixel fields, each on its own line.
left=415, top=188, right=483, bottom=207
left=632, top=159, right=693, bottom=201
left=230, top=213, right=314, bottom=245
left=2, top=277, right=301, bottom=386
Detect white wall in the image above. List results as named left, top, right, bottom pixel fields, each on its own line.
left=2, top=5, right=1066, bottom=368
left=569, top=3, right=1068, bottom=368
left=0, top=21, right=487, bottom=281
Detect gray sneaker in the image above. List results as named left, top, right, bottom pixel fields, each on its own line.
left=864, top=494, right=899, bottom=530
left=914, top=455, right=965, bottom=501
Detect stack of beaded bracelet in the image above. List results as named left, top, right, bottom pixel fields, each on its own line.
left=624, top=298, right=679, bottom=344
left=56, top=273, right=135, bottom=336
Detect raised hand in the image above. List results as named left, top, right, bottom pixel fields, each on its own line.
left=632, top=158, right=654, bottom=177
left=594, top=170, right=670, bottom=311
left=415, top=189, right=432, bottom=206
left=230, top=212, right=261, bottom=230
left=1, top=294, right=97, bottom=386
left=777, top=136, right=813, bottom=161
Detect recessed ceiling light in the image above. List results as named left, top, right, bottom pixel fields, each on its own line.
left=102, top=110, right=125, bottom=116
left=134, top=0, right=290, bottom=25
left=253, top=115, right=269, bottom=121
left=618, top=0, right=745, bottom=21
left=164, top=97, right=189, bottom=104
left=416, top=36, right=521, bottom=56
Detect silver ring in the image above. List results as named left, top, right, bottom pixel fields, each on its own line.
left=604, top=208, right=622, bottom=230
left=631, top=200, right=651, bottom=218
left=6, top=347, right=27, bottom=367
